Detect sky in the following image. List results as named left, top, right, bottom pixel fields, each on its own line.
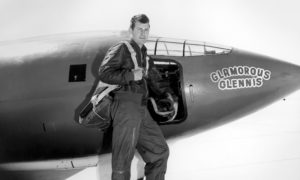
left=1, top=0, right=300, bottom=179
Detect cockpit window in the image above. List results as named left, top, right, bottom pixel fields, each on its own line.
left=184, top=43, right=205, bottom=56
left=145, top=37, right=232, bottom=56
left=156, top=41, right=183, bottom=56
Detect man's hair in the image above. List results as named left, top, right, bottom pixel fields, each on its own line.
left=130, top=14, right=150, bottom=30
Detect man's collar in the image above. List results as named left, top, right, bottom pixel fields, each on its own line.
left=130, top=39, right=147, bottom=53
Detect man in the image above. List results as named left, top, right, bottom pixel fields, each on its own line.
left=99, top=14, right=173, bottom=180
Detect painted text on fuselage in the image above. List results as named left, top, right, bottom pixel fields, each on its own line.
left=210, top=66, right=271, bottom=90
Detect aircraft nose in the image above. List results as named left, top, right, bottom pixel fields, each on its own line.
left=235, top=49, right=300, bottom=99
left=263, top=56, right=300, bottom=94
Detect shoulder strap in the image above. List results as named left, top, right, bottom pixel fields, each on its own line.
left=121, top=41, right=150, bottom=76
left=121, top=41, right=139, bottom=70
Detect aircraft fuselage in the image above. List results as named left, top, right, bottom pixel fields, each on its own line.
left=0, top=32, right=300, bottom=166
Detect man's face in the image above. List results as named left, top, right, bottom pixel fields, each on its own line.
left=131, top=21, right=150, bottom=47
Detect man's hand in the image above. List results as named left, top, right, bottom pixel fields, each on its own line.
left=133, top=68, right=144, bottom=81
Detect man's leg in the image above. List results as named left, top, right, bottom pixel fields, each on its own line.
left=111, top=100, right=143, bottom=180
left=137, top=109, right=169, bottom=180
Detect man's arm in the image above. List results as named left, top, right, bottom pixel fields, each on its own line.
left=98, top=43, right=134, bottom=85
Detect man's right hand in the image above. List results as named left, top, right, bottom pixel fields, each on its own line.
left=133, top=68, right=144, bottom=81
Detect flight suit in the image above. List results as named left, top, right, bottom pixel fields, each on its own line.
left=99, top=40, right=170, bottom=180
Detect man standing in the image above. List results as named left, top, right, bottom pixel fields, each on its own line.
left=98, top=14, right=171, bottom=180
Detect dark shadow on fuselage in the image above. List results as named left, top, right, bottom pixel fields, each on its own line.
left=73, top=42, right=115, bottom=154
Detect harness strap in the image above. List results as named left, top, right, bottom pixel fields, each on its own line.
left=93, top=84, right=118, bottom=105
left=122, top=40, right=149, bottom=75
left=122, top=41, right=139, bottom=70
